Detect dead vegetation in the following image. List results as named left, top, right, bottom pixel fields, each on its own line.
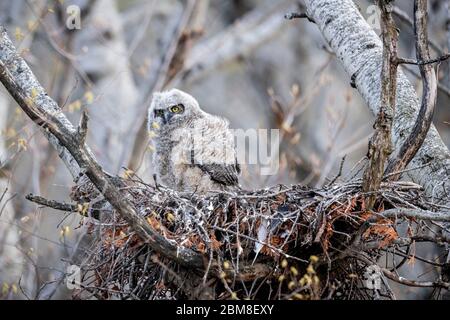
left=44, top=164, right=449, bottom=300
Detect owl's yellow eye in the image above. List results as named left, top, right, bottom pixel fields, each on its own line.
left=169, top=104, right=184, bottom=113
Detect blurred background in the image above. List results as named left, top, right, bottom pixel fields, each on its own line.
left=0, top=0, right=449, bottom=299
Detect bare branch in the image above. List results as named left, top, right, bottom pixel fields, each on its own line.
left=383, top=268, right=450, bottom=289
left=284, top=12, right=315, bottom=23
left=397, top=53, right=450, bottom=65
left=25, top=194, right=77, bottom=213
left=385, top=0, right=438, bottom=180
left=362, top=0, right=398, bottom=209
left=378, top=208, right=450, bottom=222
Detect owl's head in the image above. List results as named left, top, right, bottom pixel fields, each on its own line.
left=148, top=88, right=202, bottom=130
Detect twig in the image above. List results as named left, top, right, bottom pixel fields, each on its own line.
left=284, top=12, right=315, bottom=23
left=397, top=53, right=450, bottom=65
left=25, top=194, right=77, bottom=212
left=383, top=268, right=450, bottom=289
left=377, top=208, right=450, bottom=222
left=327, top=155, right=346, bottom=186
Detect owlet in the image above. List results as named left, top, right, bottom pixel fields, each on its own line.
left=148, top=88, right=240, bottom=194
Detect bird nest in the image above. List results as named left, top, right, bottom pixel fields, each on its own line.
left=65, top=174, right=449, bottom=300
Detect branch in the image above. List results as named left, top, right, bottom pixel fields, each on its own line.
left=362, top=0, right=398, bottom=210
left=25, top=194, right=77, bottom=212
left=284, top=12, right=315, bottom=23
left=0, top=26, right=204, bottom=269
left=383, top=268, right=450, bottom=289
left=397, top=53, right=450, bottom=66
left=354, top=252, right=450, bottom=290
left=303, top=0, right=450, bottom=209
left=378, top=208, right=450, bottom=222
left=385, top=0, right=438, bottom=180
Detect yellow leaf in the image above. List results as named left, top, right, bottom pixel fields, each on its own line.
left=290, top=266, right=298, bottom=276
left=15, top=27, right=25, bottom=41
left=17, top=138, right=27, bottom=151
left=2, top=283, right=9, bottom=295
left=68, top=100, right=82, bottom=113
left=27, top=20, right=37, bottom=32
left=306, top=264, right=315, bottom=275
left=11, top=284, right=18, bottom=295
left=166, top=212, right=175, bottom=223
left=288, top=281, right=296, bottom=290
left=123, top=169, right=134, bottom=179
left=84, top=91, right=94, bottom=104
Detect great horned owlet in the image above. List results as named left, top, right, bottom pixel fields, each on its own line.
left=148, top=88, right=240, bottom=194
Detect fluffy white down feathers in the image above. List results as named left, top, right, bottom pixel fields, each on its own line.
left=148, top=89, right=240, bottom=193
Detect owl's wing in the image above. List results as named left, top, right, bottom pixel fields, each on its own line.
left=189, top=116, right=240, bottom=186
left=197, top=161, right=240, bottom=186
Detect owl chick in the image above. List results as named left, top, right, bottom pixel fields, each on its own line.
left=148, top=88, right=240, bottom=194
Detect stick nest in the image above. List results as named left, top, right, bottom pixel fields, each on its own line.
left=68, top=175, right=449, bottom=300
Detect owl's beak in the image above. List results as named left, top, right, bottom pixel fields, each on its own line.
left=155, top=110, right=170, bottom=124
left=161, top=111, right=170, bottom=124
